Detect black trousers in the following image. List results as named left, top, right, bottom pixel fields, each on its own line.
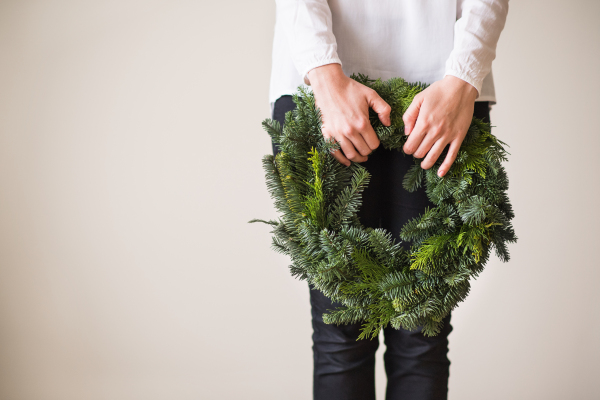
left=272, top=95, right=490, bottom=400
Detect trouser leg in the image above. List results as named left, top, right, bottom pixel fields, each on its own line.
left=271, top=95, right=295, bottom=157
left=372, top=146, right=453, bottom=400
left=310, top=287, right=380, bottom=400
left=382, top=315, right=453, bottom=400
left=272, top=95, right=380, bottom=400
left=380, top=101, right=491, bottom=400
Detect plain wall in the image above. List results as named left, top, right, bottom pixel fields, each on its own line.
left=0, top=1, right=598, bottom=399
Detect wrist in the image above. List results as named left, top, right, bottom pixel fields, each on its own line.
left=306, top=63, right=345, bottom=88
left=443, top=75, right=479, bottom=101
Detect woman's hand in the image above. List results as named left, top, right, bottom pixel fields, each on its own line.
left=308, top=64, right=391, bottom=166
left=402, top=75, right=479, bottom=177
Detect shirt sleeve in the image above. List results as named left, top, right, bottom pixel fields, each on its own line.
left=275, top=0, right=342, bottom=85
left=445, top=0, right=509, bottom=97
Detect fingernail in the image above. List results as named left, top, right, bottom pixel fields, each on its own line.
left=438, top=169, right=444, bottom=177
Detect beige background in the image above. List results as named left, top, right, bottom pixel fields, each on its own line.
left=0, top=0, right=598, bottom=399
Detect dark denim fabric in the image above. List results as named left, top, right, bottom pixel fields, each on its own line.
left=272, top=95, right=490, bottom=400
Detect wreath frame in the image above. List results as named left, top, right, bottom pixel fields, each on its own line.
left=252, top=74, right=517, bottom=338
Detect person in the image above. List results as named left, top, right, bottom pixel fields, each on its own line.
left=268, top=1, right=509, bottom=399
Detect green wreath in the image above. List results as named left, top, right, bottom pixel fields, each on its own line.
left=251, top=74, right=517, bottom=338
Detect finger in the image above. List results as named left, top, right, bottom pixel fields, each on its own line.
left=324, top=131, right=351, bottom=166
left=347, top=117, right=379, bottom=152
left=331, top=148, right=351, bottom=167
left=345, top=129, right=373, bottom=157
left=413, top=127, right=442, bottom=159
left=403, top=116, right=428, bottom=155
left=420, top=139, right=448, bottom=170
left=437, top=139, right=462, bottom=177
left=402, top=93, right=423, bottom=136
left=359, top=122, right=380, bottom=152
left=339, top=137, right=368, bottom=163
left=367, top=91, right=392, bottom=126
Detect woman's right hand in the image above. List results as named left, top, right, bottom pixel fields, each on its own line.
left=307, top=64, right=391, bottom=166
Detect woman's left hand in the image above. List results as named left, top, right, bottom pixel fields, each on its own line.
left=402, top=75, right=479, bottom=177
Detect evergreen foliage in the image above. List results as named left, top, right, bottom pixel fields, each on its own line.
left=251, top=74, right=517, bottom=339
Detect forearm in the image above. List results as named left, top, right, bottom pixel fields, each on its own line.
left=275, top=0, right=342, bottom=84
left=445, top=0, right=509, bottom=96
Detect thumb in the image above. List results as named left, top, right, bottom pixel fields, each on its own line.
left=367, top=91, right=392, bottom=127
left=402, top=93, right=423, bottom=136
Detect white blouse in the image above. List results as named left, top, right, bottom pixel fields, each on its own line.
left=269, top=0, right=509, bottom=106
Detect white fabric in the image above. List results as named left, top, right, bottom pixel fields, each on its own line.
left=269, top=0, right=508, bottom=105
